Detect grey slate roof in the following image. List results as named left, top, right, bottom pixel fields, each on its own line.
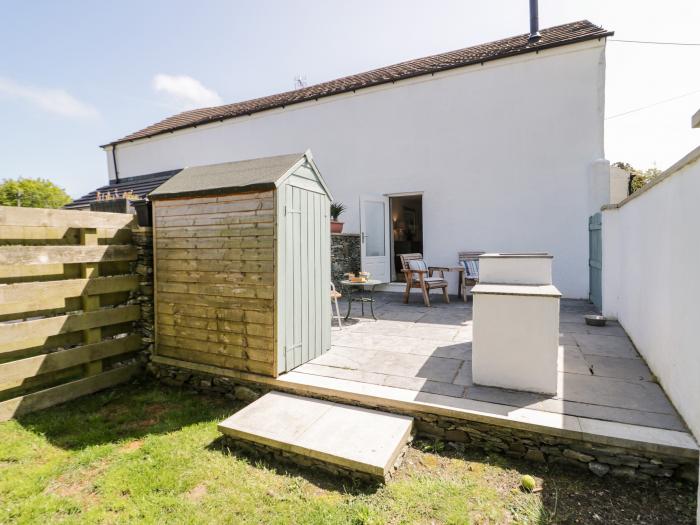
left=104, top=20, right=611, bottom=147
left=64, top=170, right=181, bottom=209
left=148, top=152, right=305, bottom=200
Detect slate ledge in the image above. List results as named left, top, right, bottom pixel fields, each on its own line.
left=471, top=284, right=562, bottom=298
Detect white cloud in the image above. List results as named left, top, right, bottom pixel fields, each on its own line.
left=0, top=77, right=99, bottom=118
left=152, top=74, right=222, bottom=110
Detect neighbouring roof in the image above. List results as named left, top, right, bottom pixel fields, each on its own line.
left=65, top=170, right=181, bottom=209
left=105, top=20, right=611, bottom=147
left=148, top=152, right=306, bottom=200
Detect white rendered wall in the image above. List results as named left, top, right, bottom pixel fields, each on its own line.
left=108, top=40, right=607, bottom=298
left=602, top=147, right=700, bottom=440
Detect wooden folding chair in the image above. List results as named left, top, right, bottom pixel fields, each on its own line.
left=399, top=253, right=449, bottom=307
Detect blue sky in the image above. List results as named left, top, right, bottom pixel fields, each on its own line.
left=1, top=0, right=699, bottom=198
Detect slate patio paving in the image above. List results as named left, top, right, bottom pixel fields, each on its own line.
left=291, top=292, right=688, bottom=433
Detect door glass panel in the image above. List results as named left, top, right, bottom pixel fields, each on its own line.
left=365, top=201, right=385, bottom=256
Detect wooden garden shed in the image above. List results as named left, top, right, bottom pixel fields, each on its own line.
left=150, top=151, right=333, bottom=378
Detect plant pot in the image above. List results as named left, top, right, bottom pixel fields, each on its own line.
left=330, top=220, right=344, bottom=234
left=132, top=200, right=153, bottom=227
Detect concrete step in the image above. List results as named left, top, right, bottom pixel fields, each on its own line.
left=218, top=391, right=414, bottom=482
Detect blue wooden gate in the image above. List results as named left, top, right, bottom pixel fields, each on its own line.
left=588, top=212, right=602, bottom=311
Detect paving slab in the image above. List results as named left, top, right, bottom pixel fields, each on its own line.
left=218, top=392, right=414, bottom=480
left=586, top=355, right=654, bottom=381
left=295, top=362, right=388, bottom=385
left=558, top=373, right=677, bottom=414
left=452, top=360, right=474, bottom=386
left=573, top=333, right=639, bottom=358
left=382, top=375, right=466, bottom=397
left=287, top=293, right=693, bottom=454
left=559, top=345, right=593, bottom=375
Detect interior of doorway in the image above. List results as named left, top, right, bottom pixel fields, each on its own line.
left=389, top=194, right=423, bottom=282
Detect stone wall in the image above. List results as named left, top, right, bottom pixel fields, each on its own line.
left=415, top=415, right=697, bottom=484
left=131, top=226, right=155, bottom=361
left=147, top=362, right=698, bottom=486
left=331, top=233, right=360, bottom=286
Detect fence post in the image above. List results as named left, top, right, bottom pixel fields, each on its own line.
left=81, top=227, right=102, bottom=376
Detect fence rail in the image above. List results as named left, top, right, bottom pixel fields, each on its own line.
left=0, top=205, right=143, bottom=420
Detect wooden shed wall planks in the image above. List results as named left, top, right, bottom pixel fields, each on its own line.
left=153, top=191, right=277, bottom=376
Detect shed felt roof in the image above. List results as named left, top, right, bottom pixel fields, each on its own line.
left=105, top=20, right=611, bottom=147
left=148, top=152, right=305, bottom=200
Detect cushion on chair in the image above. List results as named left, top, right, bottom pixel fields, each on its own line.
left=408, top=259, right=428, bottom=281
left=461, top=260, right=479, bottom=279
left=408, top=260, right=427, bottom=272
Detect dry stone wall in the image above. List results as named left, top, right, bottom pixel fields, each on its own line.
left=148, top=362, right=698, bottom=486
left=331, top=233, right=360, bottom=286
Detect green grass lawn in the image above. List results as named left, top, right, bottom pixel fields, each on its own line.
left=0, top=379, right=695, bottom=524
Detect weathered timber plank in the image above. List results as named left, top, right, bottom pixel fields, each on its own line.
left=0, top=226, right=132, bottom=245
left=0, top=322, right=134, bottom=363
left=154, top=270, right=273, bottom=285
left=157, top=291, right=272, bottom=311
left=0, top=263, right=68, bottom=281
left=158, top=324, right=273, bottom=351
left=0, top=305, right=140, bottom=353
left=157, top=344, right=273, bottom=375
left=0, top=363, right=141, bottom=421
left=158, top=312, right=273, bottom=332
left=0, top=334, right=141, bottom=385
left=157, top=312, right=218, bottom=331
left=156, top=281, right=273, bottom=299
left=158, top=330, right=273, bottom=355
left=156, top=259, right=273, bottom=273
left=154, top=210, right=274, bottom=228
left=0, top=275, right=139, bottom=317
left=154, top=197, right=274, bottom=218
left=156, top=248, right=274, bottom=261
left=0, top=365, right=82, bottom=399
left=0, top=206, right=135, bottom=229
left=156, top=303, right=273, bottom=325
left=154, top=224, right=274, bottom=239
left=154, top=191, right=272, bottom=207
left=0, top=245, right=137, bottom=265
left=155, top=237, right=274, bottom=250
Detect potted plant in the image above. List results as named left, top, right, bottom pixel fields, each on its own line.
left=90, top=190, right=139, bottom=214
left=330, top=202, right=346, bottom=234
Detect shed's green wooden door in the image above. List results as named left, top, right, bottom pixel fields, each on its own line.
left=588, top=212, right=602, bottom=311
left=278, top=179, right=331, bottom=373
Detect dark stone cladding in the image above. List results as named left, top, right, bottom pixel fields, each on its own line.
left=331, top=233, right=360, bottom=287
left=130, top=226, right=155, bottom=363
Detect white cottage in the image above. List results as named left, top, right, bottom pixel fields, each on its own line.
left=70, top=20, right=614, bottom=298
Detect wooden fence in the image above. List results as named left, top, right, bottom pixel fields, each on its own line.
left=0, top=206, right=143, bottom=420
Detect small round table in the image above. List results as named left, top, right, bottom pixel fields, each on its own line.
left=340, top=279, right=382, bottom=320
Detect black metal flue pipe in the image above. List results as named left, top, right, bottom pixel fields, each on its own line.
left=528, top=0, right=542, bottom=43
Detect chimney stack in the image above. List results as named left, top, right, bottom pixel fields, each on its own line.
left=528, top=0, right=542, bottom=43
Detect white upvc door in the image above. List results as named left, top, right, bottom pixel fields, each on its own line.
left=359, top=194, right=391, bottom=283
